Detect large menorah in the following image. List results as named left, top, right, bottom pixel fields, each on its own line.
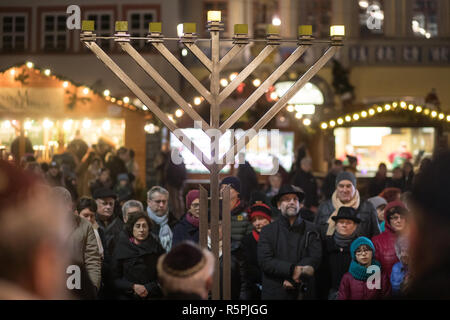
left=80, top=12, right=344, bottom=300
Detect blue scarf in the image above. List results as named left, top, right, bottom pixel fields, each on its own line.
left=349, top=259, right=381, bottom=281
left=147, top=207, right=172, bottom=252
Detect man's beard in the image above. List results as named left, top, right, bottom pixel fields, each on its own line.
left=282, top=206, right=299, bottom=217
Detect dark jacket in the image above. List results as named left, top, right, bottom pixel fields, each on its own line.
left=292, top=169, right=319, bottom=208
left=316, top=235, right=353, bottom=299
left=230, top=201, right=252, bottom=246
left=96, top=215, right=124, bottom=299
left=172, top=214, right=199, bottom=246
left=240, top=232, right=262, bottom=300
left=315, top=199, right=381, bottom=239
left=258, top=214, right=322, bottom=300
left=111, top=231, right=164, bottom=300
left=338, top=271, right=391, bottom=300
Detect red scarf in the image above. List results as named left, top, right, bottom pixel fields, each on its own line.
left=252, top=230, right=259, bottom=242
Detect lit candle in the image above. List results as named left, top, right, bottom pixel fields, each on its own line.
left=330, top=25, right=345, bottom=37
left=207, top=11, right=221, bottom=22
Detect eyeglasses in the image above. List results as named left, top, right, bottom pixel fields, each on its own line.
left=191, top=203, right=200, bottom=209
left=355, top=248, right=372, bottom=256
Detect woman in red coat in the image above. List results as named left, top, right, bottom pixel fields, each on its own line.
left=338, top=237, right=391, bottom=300
left=371, top=201, right=408, bottom=278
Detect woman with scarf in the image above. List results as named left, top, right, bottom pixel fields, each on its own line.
left=316, top=206, right=360, bottom=300
left=172, top=190, right=200, bottom=246
left=240, top=203, right=272, bottom=300
left=338, top=237, right=391, bottom=300
left=111, top=211, right=165, bottom=300
left=372, top=200, right=409, bottom=278
left=315, top=171, right=380, bottom=239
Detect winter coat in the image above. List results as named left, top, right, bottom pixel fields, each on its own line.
left=338, top=271, right=391, bottom=300
left=111, top=231, right=164, bottom=300
left=240, top=232, right=262, bottom=300
left=67, top=215, right=101, bottom=290
left=96, top=215, right=124, bottom=299
left=315, top=199, right=380, bottom=239
left=316, top=235, right=353, bottom=299
left=292, top=169, right=319, bottom=208
left=230, top=201, right=252, bottom=246
left=258, top=214, right=322, bottom=300
left=371, top=209, right=400, bottom=278
left=172, top=214, right=199, bottom=246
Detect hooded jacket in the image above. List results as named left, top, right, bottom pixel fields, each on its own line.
left=371, top=201, right=406, bottom=278
left=111, top=231, right=164, bottom=299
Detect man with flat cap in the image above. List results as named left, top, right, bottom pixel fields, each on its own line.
left=258, top=185, right=322, bottom=300
left=315, top=171, right=380, bottom=239
left=93, top=187, right=123, bottom=299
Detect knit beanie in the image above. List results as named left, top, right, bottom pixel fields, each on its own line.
left=350, top=236, right=375, bottom=260
left=220, top=176, right=241, bottom=194
left=248, top=203, right=272, bottom=222
left=186, top=190, right=200, bottom=210
left=336, top=171, right=357, bottom=188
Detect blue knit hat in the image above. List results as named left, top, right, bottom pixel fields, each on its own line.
left=350, top=236, right=375, bottom=260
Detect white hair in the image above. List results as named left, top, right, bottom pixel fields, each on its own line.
left=121, top=200, right=144, bottom=220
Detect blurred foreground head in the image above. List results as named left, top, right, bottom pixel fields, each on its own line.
left=408, top=148, right=450, bottom=298
left=0, top=160, right=70, bottom=299
left=157, top=241, right=214, bottom=299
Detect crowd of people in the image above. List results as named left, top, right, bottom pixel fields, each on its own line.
left=1, top=142, right=449, bottom=300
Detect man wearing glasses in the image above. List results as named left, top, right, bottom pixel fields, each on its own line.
left=258, top=185, right=322, bottom=300
left=146, top=186, right=177, bottom=252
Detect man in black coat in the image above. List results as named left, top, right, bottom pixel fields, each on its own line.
left=93, top=188, right=124, bottom=299
left=258, top=185, right=322, bottom=300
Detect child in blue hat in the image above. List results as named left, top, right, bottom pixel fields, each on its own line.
left=338, top=237, right=391, bottom=300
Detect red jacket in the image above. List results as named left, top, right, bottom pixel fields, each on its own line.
left=371, top=201, right=405, bottom=278
left=338, top=272, right=391, bottom=300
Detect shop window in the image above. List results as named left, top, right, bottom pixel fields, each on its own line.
left=0, top=14, right=27, bottom=52
left=358, top=0, right=384, bottom=37
left=304, top=0, right=332, bottom=38
left=42, top=13, right=69, bottom=51
left=127, top=10, right=157, bottom=50
left=412, top=0, right=438, bottom=38
left=85, top=12, right=114, bottom=51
